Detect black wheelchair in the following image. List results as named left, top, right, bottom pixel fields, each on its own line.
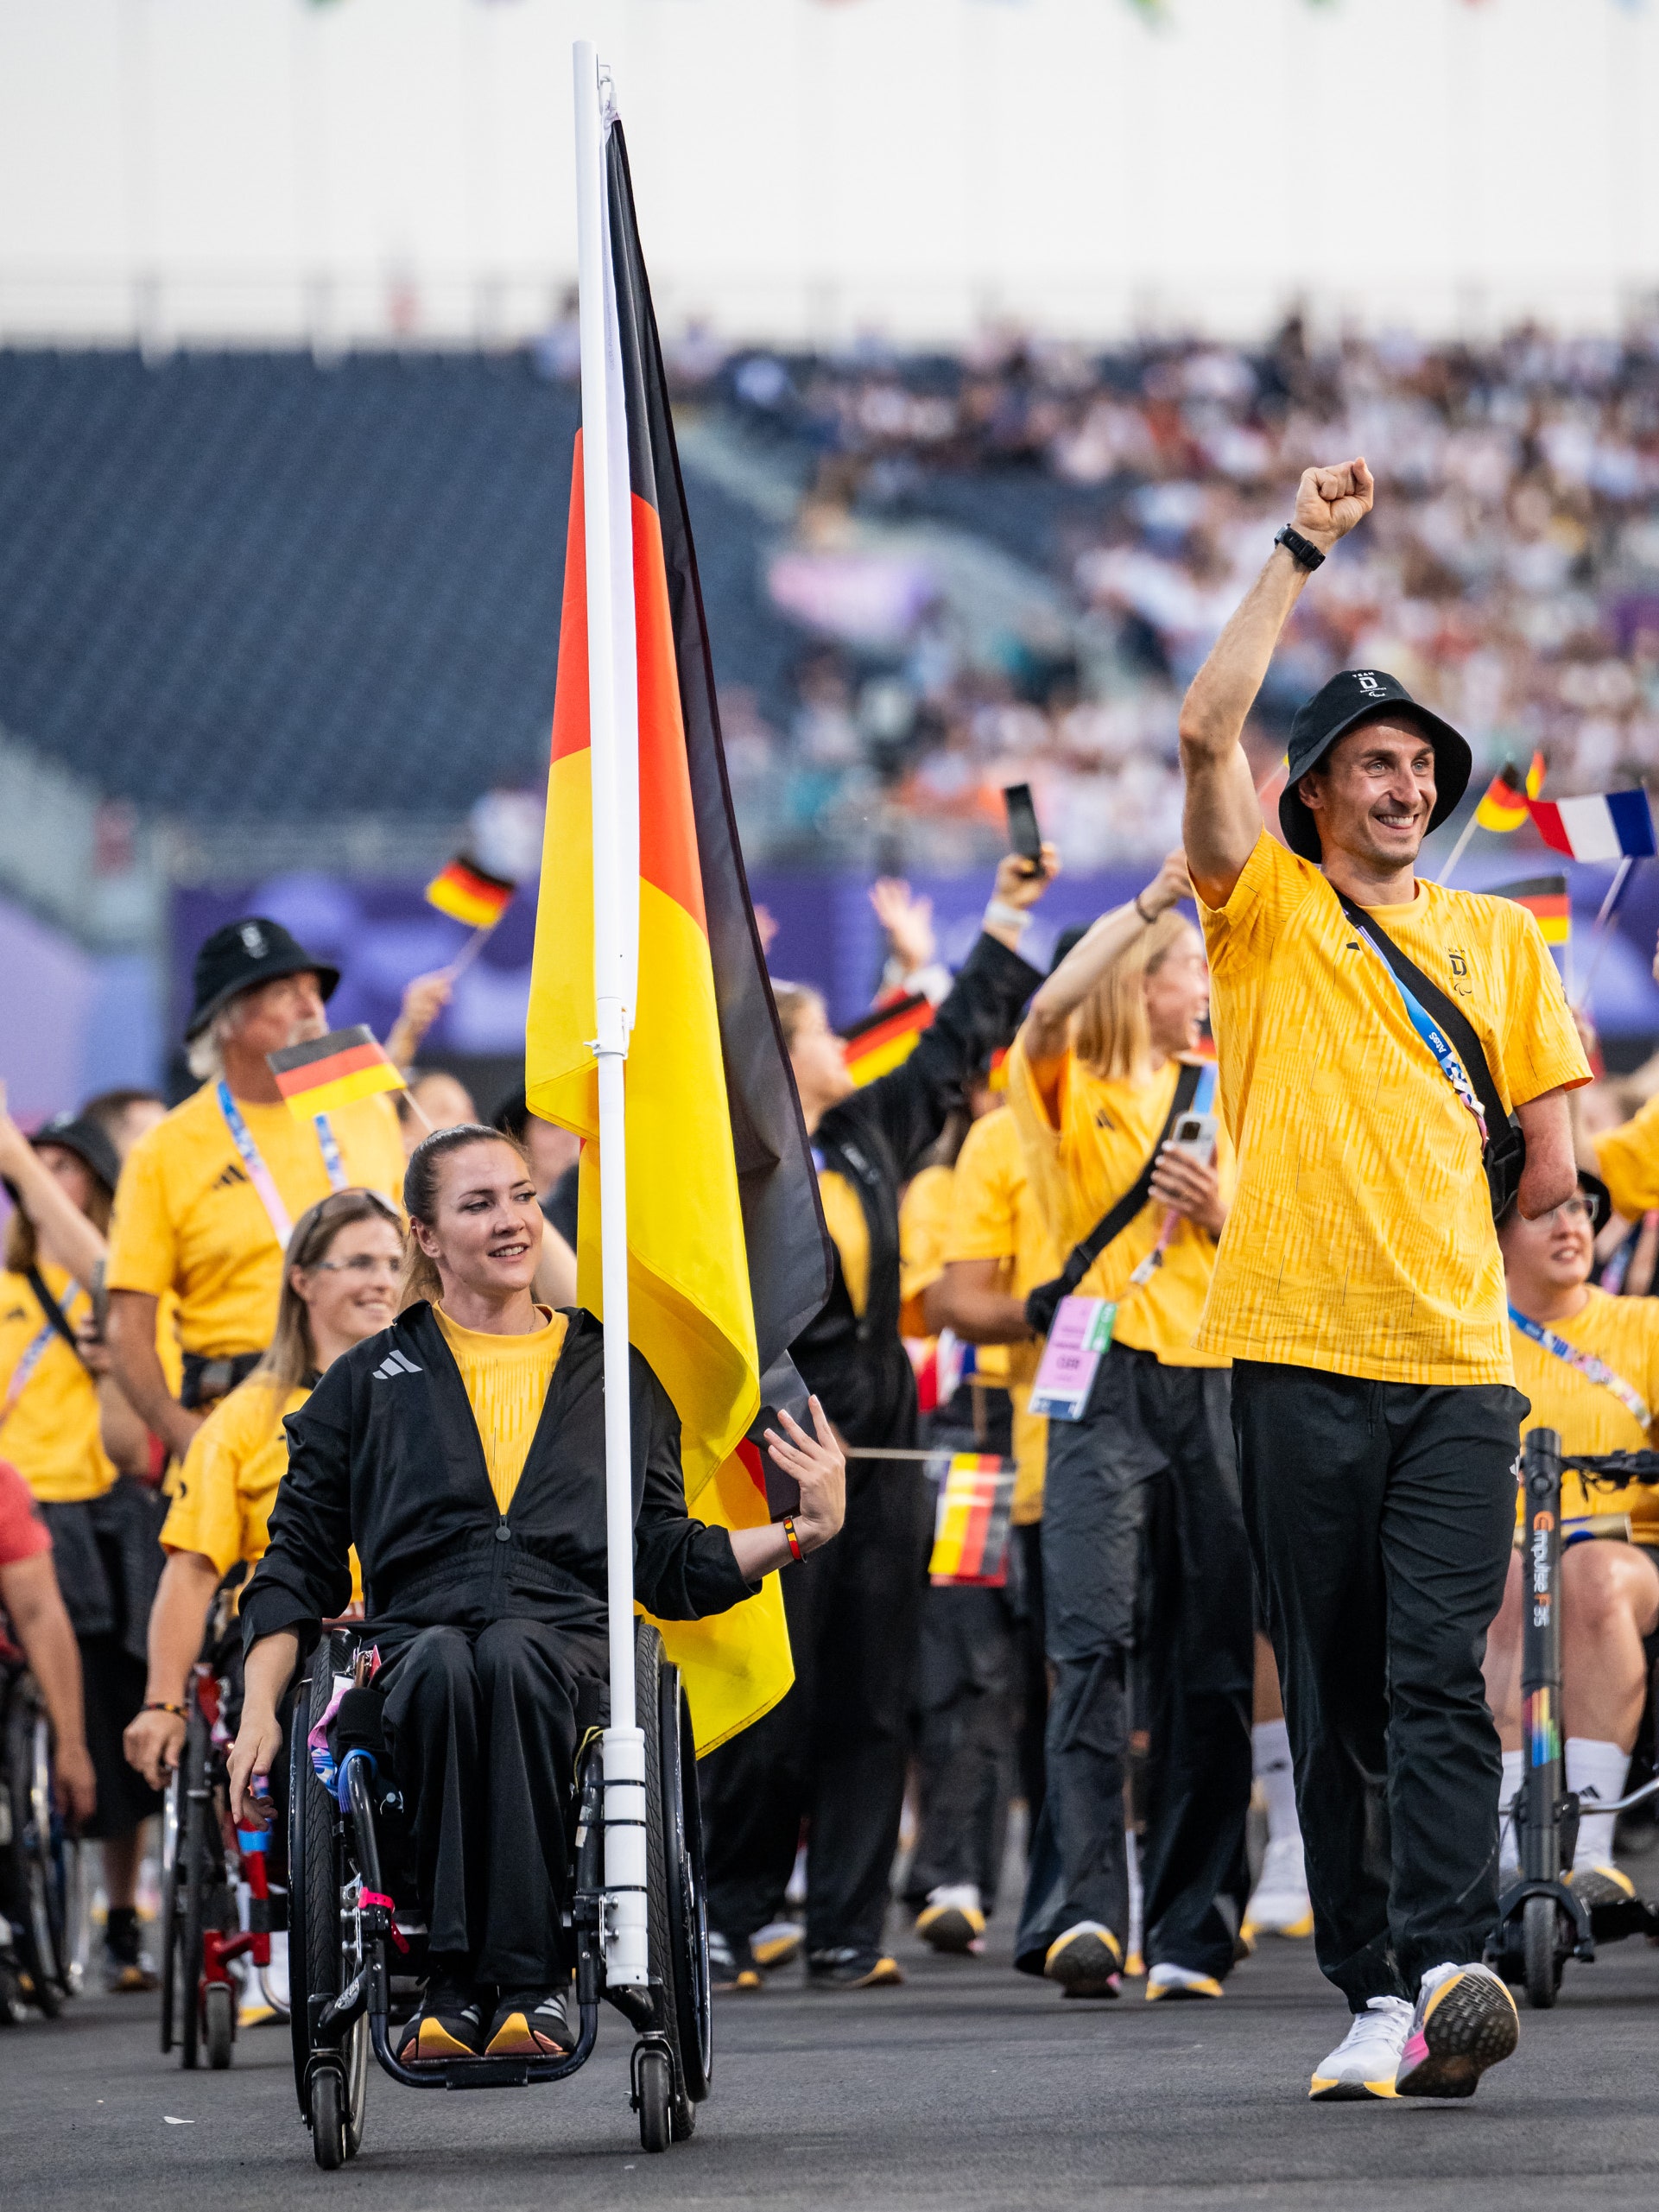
left=0, top=1657, right=86, bottom=2021
left=288, top=1617, right=712, bottom=2168
left=158, top=1610, right=288, bottom=2070
left=1487, top=1427, right=1659, bottom=2007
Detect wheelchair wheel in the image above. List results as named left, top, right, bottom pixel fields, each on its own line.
left=157, top=1760, right=184, bottom=2053
left=178, top=1702, right=213, bottom=2069
left=291, top=1644, right=368, bottom=2159
left=1523, top=1895, right=1562, bottom=2009
left=637, top=1623, right=712, bottom=2140
left=2, top=1674, right=66, bottom=2016
left=310, top=2065, right=347, bottom=2171
left=205, top=1979, right=234, bottom=2069
left=636, top=2045, right=672, bottom=2154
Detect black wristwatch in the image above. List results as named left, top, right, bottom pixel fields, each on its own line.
left=1275, top=523, right=1326, bottom=572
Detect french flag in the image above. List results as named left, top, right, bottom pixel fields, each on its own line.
left=1526, top=789, right=1657, bottom=863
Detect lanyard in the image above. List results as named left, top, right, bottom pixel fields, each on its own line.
left=0, top=1279, right=81, bottom=1432
left=1509, top=1303, right=1652, bottom=1430
left=218, top=1081, right=346, bottom=1250
left=1349, top=923, right=1488, bottom=1144
left=1128, top=1062, right=1219, bottom=1287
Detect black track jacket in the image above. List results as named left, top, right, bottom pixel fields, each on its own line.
left=794, top=930, right=1042, bottom=1449
left=240, top=1302, right=756, bottom=1658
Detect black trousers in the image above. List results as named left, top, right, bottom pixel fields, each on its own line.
left=701, top=1455, right=933, bottom=1955
left=1010, top=1518, right=1048, bottom=1820
left=378, top=1618, right=607, bottom=1991
left=902, top=1586, right=1016, bottom=1911
left=1015, top=1346, right=1254, bottom=1981
left=1232, top=1361, right=1523, bottom=2007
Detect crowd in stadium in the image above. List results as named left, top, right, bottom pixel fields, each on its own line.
left=10, top=454, right=1659, bottom=2120
left=670, top=319, right=1659, bottom=869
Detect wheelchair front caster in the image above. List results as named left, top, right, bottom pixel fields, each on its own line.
left=636, top=2047, right=671, bottom=2153
left=310, top=2068, right=347, bottom=2171
left=205, top=1981, right=234, bottom=2069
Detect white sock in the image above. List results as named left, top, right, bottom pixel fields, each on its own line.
left=1499, top=1749, right=1523, bottom=1873
left=1567, top=1737, right=1631, bottom=1867
left=1253, top=1720, right=1300, bottom=1846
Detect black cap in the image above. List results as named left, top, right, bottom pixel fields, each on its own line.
left=185, top=917, right=340, bottom=1042
left=1280, top=669, right=1472, bottom=863
left=29, top=1112, right=120, bottom=1195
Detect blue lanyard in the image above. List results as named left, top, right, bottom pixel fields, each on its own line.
left=1193, top=1063, right=1218, bottom=1116
left=1348, top=924, right=1488, bottom=1143
left=218, top=1081, right=345, bottom=1250
left=1, top=1279, right=81, bottom=1429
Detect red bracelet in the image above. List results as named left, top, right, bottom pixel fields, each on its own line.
left=782, top=1516, right=805, bottom=1563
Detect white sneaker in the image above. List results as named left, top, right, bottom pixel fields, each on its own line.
left=750, top=1918, right=802, bottom=1970
left=1395, top=1962, right=1517, bottom=2099
left=1244, top=1835, right=1314, bottom=1939
left=1308, top=1995, right=1412, bottom=2101
left=915, top=1884, right=985, bottom=1955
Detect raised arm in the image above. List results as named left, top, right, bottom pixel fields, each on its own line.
left=1179, top=460, right=1374, bottom=908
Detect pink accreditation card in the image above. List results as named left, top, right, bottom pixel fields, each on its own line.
left=1029, top=1296, right=1117, bottom=1422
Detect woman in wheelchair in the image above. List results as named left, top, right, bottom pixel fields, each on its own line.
left=1485, top=1169, right=1659, bottom=1910
left=123, top=1188, right=402, bottom=1794
left=228, top=1123, right=844, bottom=2067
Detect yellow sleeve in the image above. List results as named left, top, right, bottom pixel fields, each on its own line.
left=944, top=1114, right=1017, bottom=1264
left=1498, top=907, right=1591, bottom=1110
left=900, top=1167, right=954, bottom=1308
left=817, top=1170, right=870, bottom=1319
left=105, top=1131, right=178, bottom=1300
left=161, top=1392, right=256, bottom=1579
left=1596, top=1090, right=1659, bottom=1223
left=1194, top=828, right=1314, bottom=979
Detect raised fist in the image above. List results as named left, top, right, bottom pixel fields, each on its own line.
left=1293, top=458, right=1375, bottom=553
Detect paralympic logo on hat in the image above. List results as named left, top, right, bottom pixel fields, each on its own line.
left=1353, top=671, right=1387, bottom=699
left=239, top=922, right=268, bottom=957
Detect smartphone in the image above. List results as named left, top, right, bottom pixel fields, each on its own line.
left=1002, top=783, right=1043, bottom=871
left=90, top=1258, right=109, bottom=1338
left=1167, top=1112, right=1218, bottom=1165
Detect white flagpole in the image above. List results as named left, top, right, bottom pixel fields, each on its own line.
left=1573, top=856, right=1637, bottom=1013
left=1431, top=807, right=1481, bottom=889
left=574, top=36, right=648, bottom=1994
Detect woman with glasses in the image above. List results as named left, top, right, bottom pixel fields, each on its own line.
left=1485, top=1169, right=1659, bottom=1911
left=123, top=1188, right=403, bottom=1797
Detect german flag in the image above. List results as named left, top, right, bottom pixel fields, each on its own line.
left=928, top=1454, right=1016, bottom=1587
left=425, top=856, right=516, bottom=930
left=1491, top=873, right=1570, bottom=948
left=526, top=121, right=832, bottom=1750
left=842, top=991, right=934, bottom=1087
left=1473, top=751, right=1545, bottom=833
left=267, top=1025, right=405, bottom=1121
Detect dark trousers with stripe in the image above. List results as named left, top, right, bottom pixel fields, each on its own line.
left=1015, top=1345, right=1254, bottom=1981
left=1232, top=1362, right=1523, bottom=2006
left=701, top=1455, right=934, bottom=1959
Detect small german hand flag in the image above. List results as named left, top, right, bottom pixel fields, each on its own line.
left=841, top=992, right=934, bottom=1087
left=1473, top=750, right=1545, bottom=833
left=1491, top=874, right=1570, bottom=948
left=425, top=855, right=516, bottom=930
left=928, top=1454, right=1016, bottom=1587
left=268, top=1025, right=407, bottom=1121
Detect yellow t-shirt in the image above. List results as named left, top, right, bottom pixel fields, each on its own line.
left=1198, top=831, right=1589, bottom=1384
left=1006, top=1038, right=1232, bottom=1368
left=1595, top=1092, right=1659, bottom=1225
left=899, top=1163, right=955, bottom=1340
left=435, top=1304, right=568, bottom=1517
left=107, top=1081, right=407, bottom=1360
left=0, top=1264, right=115, bottom=1505
left=163, top=1374, right=364, bottom=1597
left=942, top=1106, right=1059, bottom=1524
left=1510, top=1289, right=1659, bottom=1541
left=818, top=1170, right=870, bottom=1320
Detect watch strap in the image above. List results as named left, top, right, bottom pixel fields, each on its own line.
left=1275, top=522, right=1326, bottom=572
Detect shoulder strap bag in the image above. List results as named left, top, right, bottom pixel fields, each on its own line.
left=1332, top=887, right=1526, bottom=1221
left=25, top=1264, right=91, bottom=1370
left=1024, top=1061, right=1202, bottom=1339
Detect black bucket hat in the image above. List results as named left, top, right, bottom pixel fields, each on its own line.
left=185, top=917, right=340, bottom=1042
left=1280, top=669, right=1472, bottom=863
left=28, top=1112, right=120, bottom=1196
left=1497, top=1165, right=1612, bottom=1235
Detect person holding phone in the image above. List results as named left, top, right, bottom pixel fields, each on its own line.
left=1004, top=853, right=1253, bottom=2006
left=1178, top=460, right=1587, bottom=2101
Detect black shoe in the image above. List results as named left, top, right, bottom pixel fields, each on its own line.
left=484, top=1987, right=575, bottom=2057
left=806, top=1946, right=904, bottom=1988
left=103, top=1906, right=159, bottom=1994
left=710, top=1930, right=763, bottom=1992
left=397, top=1976, right=484, bottom=2063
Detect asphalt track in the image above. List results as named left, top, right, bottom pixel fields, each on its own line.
left=7, top=1903, right=1659, bottom=2212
